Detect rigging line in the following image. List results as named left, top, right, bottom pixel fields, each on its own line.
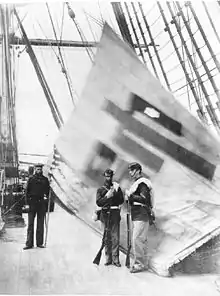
left=83, top=9, right=98, bottom=42
left=139, top=2, right=171, bottom=90
left=59, top=2, right=65, bottom=42
left=153, top=28, right=166, bottom=40
left=98, top=0, right=104, bottom=23
left=37, top=19, right=76, bottom=105
left=37, top=20, right=60, bottom=60
left=170, top=76, right=188, bottom=87
left=167, top=0, right=216, bottom=127
left=187, top=2, right=220, bottom=75
left=32, top=23, right=49, bottom=70
left=166, top=63, right=184, bottom=75
left=46, top=3, right=65, bottom=69
left=176, top=1, right=220, bottom=107
left=83, top=10, right=103, bottom=27
left=104, top=4, right=117, bottom=32
left=124, top=2, right=146, bottom=64
left=175, top=89, right=191, bottom=98
left=131, top=2, right=159, bottom=78
left=65, top=2, right=94, bottom=63
left=172, top=67, right=218, bottom=93
left=16, top=10, right=64, bottom=128
left=145, top=3, right=157, bottom=16
left=161, top=50, right=177, bottom=63
left=159, top=36, right=176, bottom=52
left=185, top=5, right=200, bottom=102
left=149, top=14, right=162, bottom=27
left=46, top=0, right=75, bottom=103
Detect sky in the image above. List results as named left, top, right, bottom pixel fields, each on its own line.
left=1, top=0, right=220, bottom=167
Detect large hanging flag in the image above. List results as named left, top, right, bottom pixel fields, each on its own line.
left=48, top=23, right=220, bottom=276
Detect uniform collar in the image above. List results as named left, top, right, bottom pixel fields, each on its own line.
left=104, top=181, right=113, bottom=188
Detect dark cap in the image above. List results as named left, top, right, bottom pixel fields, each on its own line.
left=103, top=168, right=114, bottom=176
left=35, top=163, right=44, bottom=168
left=128, top=162, right=142, bottom=171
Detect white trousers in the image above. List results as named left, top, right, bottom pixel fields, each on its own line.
left=132, top=220, right=149, bottom=268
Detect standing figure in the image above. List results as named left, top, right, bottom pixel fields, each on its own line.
left=96, top=169, right=124, bottom=266
left=126, top=162, right=154, bottom=273
left=23, top=163, right=50, bottom=250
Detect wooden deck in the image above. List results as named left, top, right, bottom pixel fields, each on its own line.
left=0, top=206, right=220, bottom=295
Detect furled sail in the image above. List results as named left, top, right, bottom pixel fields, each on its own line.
left=47, top=23, right=220, bottom=276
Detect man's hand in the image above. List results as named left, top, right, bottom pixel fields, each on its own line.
left=106, top=187, right=114, bottom=199
left=124, top=189, right=129, bottom=201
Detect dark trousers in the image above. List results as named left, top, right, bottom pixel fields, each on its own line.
left=26, top=200, right=45, bottom=247
left=101, top=209, right=121, bottom=264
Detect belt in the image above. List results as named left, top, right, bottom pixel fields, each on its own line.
left=102, top=206, right=119, bottom=210
left=133, top=202, right=146, bottom=207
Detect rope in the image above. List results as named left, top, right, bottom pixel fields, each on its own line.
left=46, top=3, right=76, bottom=106
left=83, top=9, right=98, bottom=42
left=65, top=2, right=94, bottom=63
left=203, top=2, right=220, bottom=46
left=59, top=3, right=65, bottom=42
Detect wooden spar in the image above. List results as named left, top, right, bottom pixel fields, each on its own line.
left=111, top=2, right=135, bottom=50
left=157, top=2, right=207, bottom=124
left=138, top=2, right=171, bottom=91
left=123, top=3, right=146, bottom=65
left=175, top=2, right=220, bottom=105
left=0, top=5, right=19, bottom=173
left=167, top=2, right=220, bottom=129
left=14, top=8, right=63, bottom=130
left=131, top=3, right=159, bottom=79
left=186, top=2, right=220, bottom=74
left=7, top=36, right=146, bottom=49
left=202, top=2, right=220, bottom=45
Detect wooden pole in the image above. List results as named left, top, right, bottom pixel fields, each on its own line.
left=44, top=188, right=52, bottom=247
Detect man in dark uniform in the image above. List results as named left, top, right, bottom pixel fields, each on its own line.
left=23, top=163, right=50, bottom=250
left=126, top=162, right=154, bottom=273
left=96, top=168, right=124, bottom=266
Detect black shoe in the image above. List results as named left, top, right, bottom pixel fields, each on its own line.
left=112, top=262, right=121, bottom=267
left=23, top=246, right=33, bottom=250
left=104, top=262, right=112, bottom=266
left=37, top=245, right=45, bottom=248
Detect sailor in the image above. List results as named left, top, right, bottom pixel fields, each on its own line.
left=126, top=162, right=154, bottom=273
left=23, top=163, right=50, bottom=250
left=96, top=168, right=124, bottom=266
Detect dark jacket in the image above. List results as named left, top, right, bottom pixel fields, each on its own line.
left=26, top=174, right=50, bottom=203
left=129, top=178, right=153, bottom=222
left=96, top=181, right=124, bottom=209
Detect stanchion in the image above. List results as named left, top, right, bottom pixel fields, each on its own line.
left=44, top=189, right=52, bottom=247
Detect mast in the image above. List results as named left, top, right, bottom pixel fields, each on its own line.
left=167, top=2, right=220, bottom=130
left=0, top=4, right=19, bottom=183
left=157, top=2, right=207, bottom=124
left=111, top=2, right=135, bottom=49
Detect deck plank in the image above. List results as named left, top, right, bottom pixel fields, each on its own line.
left=0, top=206, right=220, bottom=295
